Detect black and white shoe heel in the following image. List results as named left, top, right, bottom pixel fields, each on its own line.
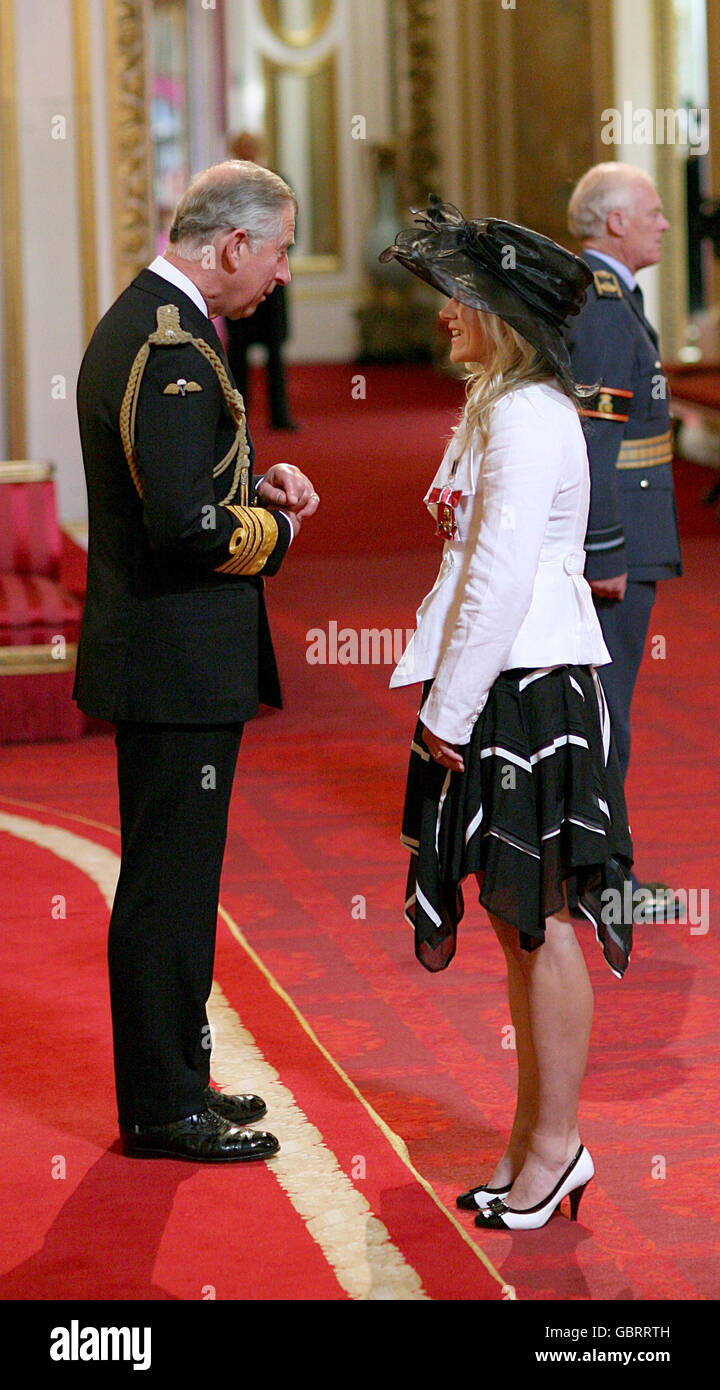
left=474, top=1145, right=594, bottom=1230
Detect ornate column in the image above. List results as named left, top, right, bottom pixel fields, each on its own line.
left=104, top=0, right=154, bottom=297
left=355, top=0, right=440, bottom=361
left=392, top=0, right=439, bottom=212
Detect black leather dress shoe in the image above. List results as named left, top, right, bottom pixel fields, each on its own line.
left=632, top=881, right=683, bottom=923
left=204, top=1086, right=267, bottom=1125
left=567, top=876, right=682, bottom=925
left=120, top=1107, right=280, bottom=1162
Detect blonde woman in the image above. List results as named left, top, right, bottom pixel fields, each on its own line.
left=381, top=201, right=634, bottom=1231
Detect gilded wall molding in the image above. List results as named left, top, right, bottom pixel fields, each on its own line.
left=653, top=0, right=689, bottom=360
left=105, top=0, right=154, bottom=296
left=406, top=0, right=439, bottom=205
left=392, top=0, right=439, bottom=212
left=0, top=0, right=26, bottom=458
left=260, top=0, right=333, bottom=48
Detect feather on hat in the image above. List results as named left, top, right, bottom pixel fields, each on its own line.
left=379, top=196, right=592, bottom=388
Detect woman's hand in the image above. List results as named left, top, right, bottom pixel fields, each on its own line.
left=421, top=726, right=465, bottom=774
left=588, top=571, right=627, bottom=601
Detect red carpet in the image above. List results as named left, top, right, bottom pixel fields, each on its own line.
left=245, top=362, right=467, bottom=554
left=0, top=806, right=501, bottom=1300
left=1, top=364, right=719, bottom=1304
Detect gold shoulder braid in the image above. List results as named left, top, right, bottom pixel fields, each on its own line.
left=119, top=304, right=250, bottom=506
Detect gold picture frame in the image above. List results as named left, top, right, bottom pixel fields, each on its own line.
left=262, top=51, right=341, bottom=272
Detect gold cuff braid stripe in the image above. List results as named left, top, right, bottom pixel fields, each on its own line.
left=118, top=304, right=251, bottom=506
left=215, top=505, right=279, bottom=576
left=616, top=431, right=673, bottom=469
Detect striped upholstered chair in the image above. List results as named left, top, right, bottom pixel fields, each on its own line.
left=0, top=461, right=84, bottom=741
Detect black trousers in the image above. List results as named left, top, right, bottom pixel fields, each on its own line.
left=109, top=722, right=243, bottom=1126
left=594, top=580, right=656, bottom=782
left=228, top=341, right=292, bottom=428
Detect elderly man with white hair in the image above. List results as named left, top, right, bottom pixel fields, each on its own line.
left=75, top=161, right=319, bottom=1161
left=566, top=162, right=682, bottom=921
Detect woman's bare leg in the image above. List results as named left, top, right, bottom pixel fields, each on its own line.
left=484, top=901, right=539, bottom=1188
left=500, top=902, right=594, bottom=1210
left=478, top=875, right=593, bottom=1198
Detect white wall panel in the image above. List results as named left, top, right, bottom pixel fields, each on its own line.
left=16, top=0, right=86, bottom=521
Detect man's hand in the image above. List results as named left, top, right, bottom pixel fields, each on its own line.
left=588, top=572, right=628, bottom=601
left=422, top=726, right=465, bottom=774
left=257, top=464, right=319, bottom=519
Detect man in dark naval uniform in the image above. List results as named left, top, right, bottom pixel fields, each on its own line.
left=567, top=162, right=682, bottom=919
left=74, top=160, right=319, bottom=1161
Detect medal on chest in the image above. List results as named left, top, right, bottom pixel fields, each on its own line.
left=428, top=485, right=462, bottom=540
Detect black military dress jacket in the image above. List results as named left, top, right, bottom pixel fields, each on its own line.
left=568, top=252, right=682, bottom=583
left=74, top=270, right=292, bottom=724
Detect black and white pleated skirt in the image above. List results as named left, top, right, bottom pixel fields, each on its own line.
left=401, top=665, right=634, bottom=978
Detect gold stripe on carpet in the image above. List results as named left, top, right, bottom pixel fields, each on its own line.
left=219, top=903, right=513, bottom=1299
left=0, top=809, right=439, bottom=1301
left=0, top=810, right=121, bottom=903
left=208, top=981, right=429, bottom=1300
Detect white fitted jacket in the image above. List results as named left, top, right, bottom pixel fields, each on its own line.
left=390, top=381, right=611, bottom=745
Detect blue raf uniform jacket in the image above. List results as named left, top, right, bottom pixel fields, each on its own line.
left=567, top=252, right=682, bottom=583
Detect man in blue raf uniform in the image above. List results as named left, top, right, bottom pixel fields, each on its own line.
left=74, top=161, right=319, bottom=1161
left=567, top=162, right=682, bottom=920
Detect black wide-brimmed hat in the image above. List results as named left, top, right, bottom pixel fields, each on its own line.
left=379, top=196, right=592, bottom=387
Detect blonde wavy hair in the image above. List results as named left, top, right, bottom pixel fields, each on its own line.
left=453, top=308, right=572, bottom=454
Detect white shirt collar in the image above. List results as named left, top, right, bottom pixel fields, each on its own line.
left=147, top=255, right=209, bottom=318
left=586, top=249, right=637, bottom=291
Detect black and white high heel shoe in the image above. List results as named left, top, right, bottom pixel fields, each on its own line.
left=474, top=1145, right=594, bottom=1230
left=456, top=1180, right=512, bottom=1211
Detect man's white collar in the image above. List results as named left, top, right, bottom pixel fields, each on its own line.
left=148, top=255, right=209, bottom=318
